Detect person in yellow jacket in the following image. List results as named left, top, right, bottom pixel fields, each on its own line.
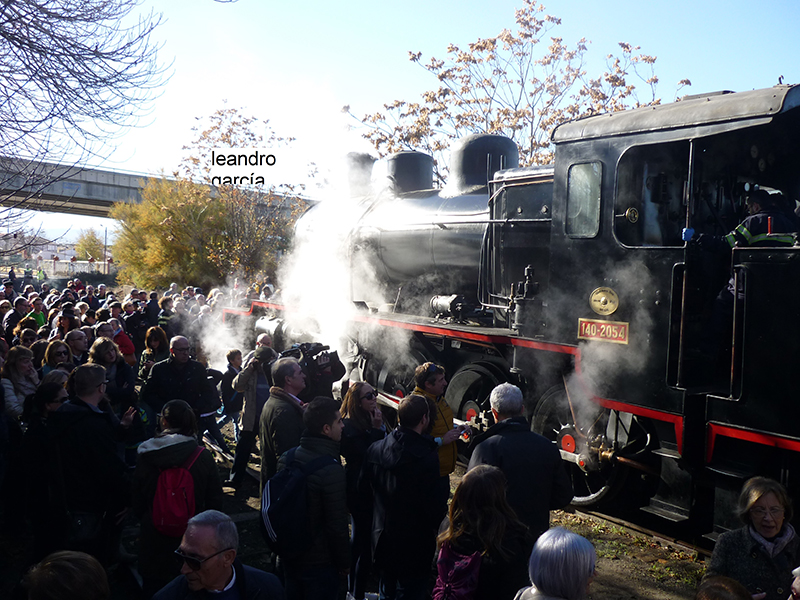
left=412, top=362, right=469, bottom=482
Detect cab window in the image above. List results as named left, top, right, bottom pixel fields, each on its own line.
left=566, top=162, right=602, bottom=238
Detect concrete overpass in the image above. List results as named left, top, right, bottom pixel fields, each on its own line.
left=0, top=158, right=153, bottom=218
left=0, top=158, right=310, bottom=220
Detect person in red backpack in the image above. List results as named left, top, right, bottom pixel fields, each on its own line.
left=133, top=399, right=224, bottom=599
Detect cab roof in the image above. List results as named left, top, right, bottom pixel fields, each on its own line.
left=552, top=84, right=800, bottom=143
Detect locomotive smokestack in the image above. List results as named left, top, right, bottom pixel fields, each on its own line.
left=346, top=152, right=376, bottom=197
left=449, top=134, right=519, bottom=191
left=385, top=151, right=434, bottom=193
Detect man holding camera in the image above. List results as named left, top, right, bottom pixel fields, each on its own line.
left=227, top=345, right=283, bottom=489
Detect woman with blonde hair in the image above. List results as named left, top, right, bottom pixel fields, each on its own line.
left=706, top=476, right=799, bottom=600
left=87, top=337, right=136, bottom=411
left=2, top=345, right=40, bottom=418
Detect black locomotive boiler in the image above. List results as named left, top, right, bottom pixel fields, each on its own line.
left=227, top=84, right=800, bottom=540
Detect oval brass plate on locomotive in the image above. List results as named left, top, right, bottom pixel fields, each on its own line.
left=589, top=287, right=619, bottom=315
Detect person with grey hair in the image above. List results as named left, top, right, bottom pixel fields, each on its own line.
left=468, top=383, right=572, bottom=548
left=705, top=476, right=798, bottom=600
left=154, top=510, right=285, bottom=599
left=256, top=356, right=307, bottom=483
left=514, top=527, right=596, bottom=600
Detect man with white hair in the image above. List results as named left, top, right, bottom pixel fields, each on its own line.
left=154, top=510, right=285, bottom=599
left=467, top=383, right=573, bottom=545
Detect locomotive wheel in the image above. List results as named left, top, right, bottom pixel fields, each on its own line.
left=532, top=385, right=627, bottom=506
left=445, top=364, right=505, bottom=422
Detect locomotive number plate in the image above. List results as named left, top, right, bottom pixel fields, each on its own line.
left=577, top=318, right=629, bottom=344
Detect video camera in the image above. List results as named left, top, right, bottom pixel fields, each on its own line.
left=279, top=342, right=345, bottom=401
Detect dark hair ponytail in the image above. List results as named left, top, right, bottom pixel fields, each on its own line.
left=161, top=399, right=197, bottom=437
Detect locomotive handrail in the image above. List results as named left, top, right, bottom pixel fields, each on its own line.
left=729, top=265, right=749, bottom=401
left=378, top=218, right=553, bottom=228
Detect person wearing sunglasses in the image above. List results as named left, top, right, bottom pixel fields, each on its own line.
left=340, top=382, right=386, bottom=600
left=154, top=510, right=284, bottom=600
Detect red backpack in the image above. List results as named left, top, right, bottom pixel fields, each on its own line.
left=152, top=446, right=204, bottom=537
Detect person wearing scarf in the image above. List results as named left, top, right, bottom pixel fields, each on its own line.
left=706, top=477, right=800, bottom=600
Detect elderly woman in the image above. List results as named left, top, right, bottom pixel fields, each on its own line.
left=706, top=477, right=799, bottom=600
left=2, top=346, right=40, bottom=418
left=514, top=527, right=596, bottom=600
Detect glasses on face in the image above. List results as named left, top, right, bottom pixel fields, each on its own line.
left=173, top=346, right=190, bottom=353
left=360, top=390, right=376, bottom=401
left=750, top=506, right=785, bottom=519
left=54, top=350, right=69, bottom=356
left=174, top=548, right=231, bottom=571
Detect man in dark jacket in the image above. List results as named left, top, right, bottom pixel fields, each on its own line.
left=227, top=348, right=290, bottom=488
left=141, top=336, right=219, bottom=416
left=364, top=394, right=445, bottom=600
left=47, top=364, right=135, bottom=563
left=257, top=357, right=307, bottom=483
left=277, top=397, right=349, bottom=600
left=219, top=348, right=243, bottom=441
left=156, top=510, right=285, bottom=600
left=3, top=296, right=29, bottom=345
left=468, top=383, right=573, bottom=545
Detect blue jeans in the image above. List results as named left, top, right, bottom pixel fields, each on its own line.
left=284, top=564, right=341, bottom=600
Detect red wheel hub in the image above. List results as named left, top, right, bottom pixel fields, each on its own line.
left=560, top=434, right=576, bottom=453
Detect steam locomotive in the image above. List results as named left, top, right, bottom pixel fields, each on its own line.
left=226, top=84, right=800, bottom=539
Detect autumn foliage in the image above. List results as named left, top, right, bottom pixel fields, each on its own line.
left=111, top=108, right=307, bottom=289
left=351, top=1, right=690, bottom=184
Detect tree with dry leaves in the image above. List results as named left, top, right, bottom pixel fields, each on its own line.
left=111, top=108, right=307, bottom=288
left=349, top=1, right=689, bottom=184
left=74, top=228, right=105, bottom=261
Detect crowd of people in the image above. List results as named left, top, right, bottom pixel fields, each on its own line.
left=1, top=274, right=799, bottom=600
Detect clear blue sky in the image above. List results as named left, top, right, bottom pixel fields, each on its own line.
left=33, top=0, right=800, bottom=238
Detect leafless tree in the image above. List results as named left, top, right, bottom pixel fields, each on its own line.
left=0, top=0, right=167, bottom=256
